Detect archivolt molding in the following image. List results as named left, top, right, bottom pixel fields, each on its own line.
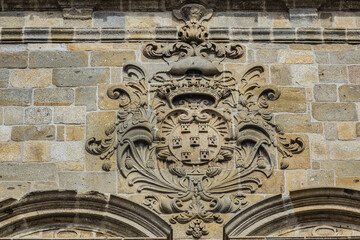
left=0, top=190, right=172, bottom=239
left=85, top=3, right=305, bottom=239
left=224, top=188, right=360, bottom=239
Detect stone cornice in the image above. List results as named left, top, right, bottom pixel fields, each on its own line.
left=0, top=27, right=360, bottom=43
left=1, top=0, right=360, bottom=12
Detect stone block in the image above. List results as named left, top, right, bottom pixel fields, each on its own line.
left=31, top=181, right=58, bottom=191
left=329, top=51, right=360, bottom=64
left=324, top=122, right=337, bottom=140
left=75, top=87, right=97, bottom=111
left=0, top=163, right=56, bottom=181
left=54, top=106, right=86, bottom=124
left=314, top=51, right=329, bottom=64
left=50, top=141, right=85, bottom=162
left=310, top=134, right=329, bottom=161
left=339, top=85, right=360, bottom=102
left=253, top=170, right=284, bottom=194
left=29, top=51, right=88, bottom=68
left=66, top=125, right=85, bottom=141
left=0, top=182, right=31, bottom=201
left=337, top=122, right=357, bottom=140
left=0, top=12, right=25, bottom=28
left=318, top=65, right=348, bottom=83
left=314, top=44, right=356, bottom=51
left=286, top=170, right=307, bottom=191
left=25, top=12, right=63, bottom=27
left=91, top=51, right=136, bottom=67
left=307, top=170, right=335, bottom=187
left=53, top=68, right=109, bottom=87
left=93, top=12, right=125, bottom=27
left=126, top=12, right=172, bottom=28
left=268, top=87, right=307, bottom=113
left=336, top=177, right=360, bottom=190
left=25, top=107, right=52, bottom=125
left=357, top=122, right=360, bottom=137
left=4, top=107, right=24, bottom=125
left=0, top=142, right=22, bottom=162
left=10, top=69, right=52, bottom=88
left=57, top=162, right=84, bottom=171
left=275, top=114, right=322, bottom=133
left=59, top=172, right=117, bottom=193
left=0, top=52, right=28, bottom=68
left=312, top=103, right=358, bottom=121
left=272, top=13, right=291, bottom=27
left=23, top=141, right=50, bottom=162
left=0, top=89, right=32, bottom=106
left=348, top=65, right=360, bottom=83
left=67, top=43, right=113, bottom=51
left=57, top=126, right=65, bottom=141
left=334, top=13, right=356, bottom=28
left=12, top=126, right=55, bottom=141
left=34, top=88, right=74, bottom=106
left=86, top=111, right=116, bottom=171
left=0, top=126, right=12, bottom=142
left=255, top=49, right=278, bottom=63
left=0, top=69, right=9, bottom=88
left=313, top=84, right=337, bottom=102
left=279, top=50, right=314, bottom=64
left=289, top=9, right=319, bottom=28
left=291, top=65, right=318, bottom=87
left=322, top=160, right=360, bottom=177
left=328, top=141, right=360, bottom=160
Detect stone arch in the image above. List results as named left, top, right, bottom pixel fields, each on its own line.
left=224, top=187, right=360, bottom=239
left=0, top=190, right=172, bottom=239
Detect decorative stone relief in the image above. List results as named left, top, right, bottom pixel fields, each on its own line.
left=86, top=3, right=305, bottom=238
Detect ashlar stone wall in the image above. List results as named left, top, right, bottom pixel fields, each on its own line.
left=0, top=4, right=360, bottom=239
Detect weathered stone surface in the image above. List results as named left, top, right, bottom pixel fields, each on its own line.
left=93, top=12, right=125, bottom=27
left=86, top=111, right=116, bottom=171
left=58, top=172, right=117, bottom=193
left=318, top=65, right=348, bottom=83
left=10, top=69, right=51, bottom=88
left=23, top=141, right=50, bottom=162
left=256, top=49, right=278, bottom=63
left=270, top=65, right=292, bottom=85
left=268, top=87, right=307, bottom=113
left=337, top=122, right=357, bottom=140
left=336, top=177, right=360, bottom=190
left=348, top=65, right=360, bottom=83
left=75, top=87, right=97, bottom=111
left=313, top=44, right=356, bottom=51
left=0, top=126, right=12, bottom=142
left=57, top=126, right=65, bottom=141
left=329, top=51, right=360, bottom=64
left=0, top=52, right=28, bottom=68
left=0, top=182, right=31, bottom=200
left=357, top=122, right=360, bottom=137
left=91, top=51, right=136, bottom=66
left=4, top=107, right=24, bottom=125
left=339, top=85, right=360, bottom=102
left=34, top=88, right=74, bottom=106
left=312, top=103, right=358, bottom=121
left=57, top=162, right=84, bottom=171
left=54, top=106, right=86, bottom=124
left=53, top=68, right=109, bottom=87
left=324, top=123, right=338, bottom=140
left=275, top=114, right=322, bottom=133
left=12, top=126, right=55, bottom=141
left=313, top=84, right=337, bottom=102
left=310, top=134, right=329, bottom=161
left=50, top=141, right=85, bottom=162
left=25, top=12, right=63, bottom=27
left=314, top=51, right=329, bottom=64
left=307, top=170, right=335, bottom=187
left=31, top=181, right=58, bottom=191
left=322, top=160, right=360, bottom=177
left=328, top=141, right=360, bottom=160
left=0, top=142, right=22, bottom=162
left=29, top=51, right=88, bottom=68
left=291, top=65, right=318, bottom=87
left=25, top=107, right=52, bottom=125
left=67, top=43, right=113, bottom=51
left=0, top=12, right=25, bottom=28
left=279, top=50, right=314, bottom=64
left=286, top=170, right=307, bottom=191
left=0, top=69, right=9, bottom=88
left=0, top=89, right=32, bottom=106
left=66, top=125, right=85, bottom=141
left=0, top=163, right=56, bottom=181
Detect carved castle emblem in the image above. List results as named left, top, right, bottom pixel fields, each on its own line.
left=86, top=3, right=305, bottom=239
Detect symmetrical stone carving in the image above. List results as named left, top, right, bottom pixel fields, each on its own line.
left=86, top=3, right=305, bottom=238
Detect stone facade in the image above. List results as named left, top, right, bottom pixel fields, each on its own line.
left=0, top=0, right=360, bottom=239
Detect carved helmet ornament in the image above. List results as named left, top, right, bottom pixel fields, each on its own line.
left=86, top=3, right=305, bottom=239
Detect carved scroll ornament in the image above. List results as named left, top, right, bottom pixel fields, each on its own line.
left=86, top=3, right=305, bottom=239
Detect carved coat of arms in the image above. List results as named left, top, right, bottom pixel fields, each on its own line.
left=86, top=3, right=305, bottom=239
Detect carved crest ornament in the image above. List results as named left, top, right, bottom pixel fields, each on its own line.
left=86, top=3, right=305, bottom=239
